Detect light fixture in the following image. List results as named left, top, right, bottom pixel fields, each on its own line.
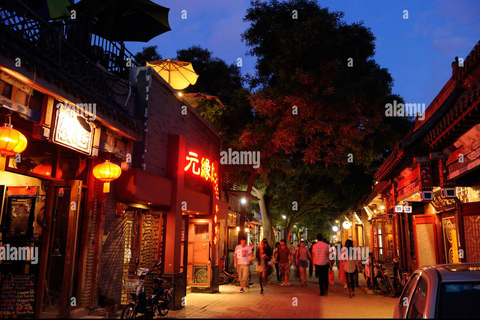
left=0, top=115, right=28, bottom=171
left=282, top=215, right=286, bottom=220
left=236, top=226, right=240, bottom=232
left=343, top=221, right=352, bottom=229
left=93, top=160, right=122, bottom=193
left=335, top=220, right=339, bottom=224
left=241, top=198, right=247, bottom=204
left=380, top=205, right=385, bottom=210
left=332, top=226, right=339, bottom=232
left=76, top=115, right=92, bottom=133
left=177, top=92, right=183, bottom=97
left=245, top=227, right=249, bottom=233
left=33, top=164, right=63, bottom=178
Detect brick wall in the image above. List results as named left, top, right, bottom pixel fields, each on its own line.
left=98, top=182, right=126, bottom=306
left=131, top=67, right=221, bottom=179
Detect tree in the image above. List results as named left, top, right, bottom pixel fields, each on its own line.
left=239, top=0, right=413, bottom=243
left=134, top=45, right=162, bottom=66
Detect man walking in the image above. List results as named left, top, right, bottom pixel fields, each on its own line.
left=234, top=236, right=252, bottom=293
left=312, top=233, right=332, bottom=296
left=275, top=239, right=292, bottom=286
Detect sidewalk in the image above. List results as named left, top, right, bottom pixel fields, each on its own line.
left=168, top=265, right=397, bottom=318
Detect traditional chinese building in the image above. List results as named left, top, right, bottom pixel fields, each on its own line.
left=359, top=40, right=480, bottom=273
left=0, top=1, right=142, bottom=318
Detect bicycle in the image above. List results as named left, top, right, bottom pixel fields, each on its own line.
left=219, top=260, right=239, bottom=286
left=374, top=261, right=396, bottom=298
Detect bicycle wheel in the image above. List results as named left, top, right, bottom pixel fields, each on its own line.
left=219, top=273, right=228, bottom=285
left=121, top=305, right=137, bottom=319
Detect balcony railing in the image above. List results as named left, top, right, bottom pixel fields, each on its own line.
left=0, top=0, right=138, bottom=98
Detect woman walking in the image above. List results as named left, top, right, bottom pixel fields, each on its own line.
left=344, top=239, right=360, bottom=298
left=273, top=242, right=281, bottom=283
left=296, top=240, right=312, bottom=286
left=339, top=245, right=347, bottom=289
left=257, top=239, right=272, bottom=293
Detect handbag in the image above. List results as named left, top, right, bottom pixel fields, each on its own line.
left=328, top=269, right=334, bottom=285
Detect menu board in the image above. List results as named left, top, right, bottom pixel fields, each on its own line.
left=3, top=197, right=36, bottom=239
left=0, top=275, right=36, bottom=318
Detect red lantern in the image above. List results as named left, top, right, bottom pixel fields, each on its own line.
left=0, top=123, right=28, bottom=171
left=93, top=160, right=122, bottom=193
left=33, top=165, right=62, bottom=178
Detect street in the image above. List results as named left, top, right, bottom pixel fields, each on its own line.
left=168, top=267, right=397, bottom=318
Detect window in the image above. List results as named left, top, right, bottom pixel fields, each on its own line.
left=438, top=282, right=480, bottom=318
left=397, top=274, right=419, bottom=318
left=407, top=276, right=428, bottom=318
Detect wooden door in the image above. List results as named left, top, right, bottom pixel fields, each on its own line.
left=458, top=203, right=480, bottom=262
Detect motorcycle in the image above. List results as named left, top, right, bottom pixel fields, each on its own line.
left=121, top=260, right=174, bottom=319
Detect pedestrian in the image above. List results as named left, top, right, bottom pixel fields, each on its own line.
left=308, top=241, right=315, bottom=278
left=339, top=245, right=347, bottom=289
left=275, top=239, right=292, bottom=286
left=344, top=239, right=361, bottom=298
left=234, top=236, right=253, bottom=293
left=273, top=242, right=281, bottom=283
left=256, top=238, right=272, bottom=294
left=312, top=233, right=332, bottom=296
left=295, top=240, right=312, bottom=286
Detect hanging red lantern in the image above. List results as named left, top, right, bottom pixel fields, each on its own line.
left=93, top=160, right=122, bottom=193
left=0, top=123, right=28, bottom=171
left=33, top=164, right=62, bottom=178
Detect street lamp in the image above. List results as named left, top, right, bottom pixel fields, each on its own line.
left=241, top=198, right=247, bottom=204
left=282, top=215, right=286, bottom=220
left=332, top=226, right=339, bottom=232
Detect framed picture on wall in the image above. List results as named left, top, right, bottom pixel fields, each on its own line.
left=2, top=196, right=36, bottom=239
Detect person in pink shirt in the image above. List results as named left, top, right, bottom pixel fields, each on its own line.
left=312, top=233, right=332, bottom=296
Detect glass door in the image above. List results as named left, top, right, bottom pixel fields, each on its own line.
left=39, top=180, right=83, bottom=318
left=187, top=222, right=211, bottom=287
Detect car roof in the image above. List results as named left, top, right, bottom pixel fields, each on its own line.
left=417, top=263, right=480, bottom=282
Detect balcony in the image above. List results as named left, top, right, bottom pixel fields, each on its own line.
left=0, top=0, right=138, bottom=98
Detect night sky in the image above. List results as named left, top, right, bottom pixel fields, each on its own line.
left=125, top=0, right=480, bottom=109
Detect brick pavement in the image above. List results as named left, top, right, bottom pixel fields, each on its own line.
left=167, top=266, right=397, bottom=318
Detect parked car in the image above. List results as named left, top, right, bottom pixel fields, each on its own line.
left=393, top=263, right=480, bottom=318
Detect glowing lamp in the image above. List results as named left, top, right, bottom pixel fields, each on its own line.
left=33, top=165, right=62, bottom=178
left=332, top=226, right=339, bottom=232
left=0, top=124, right=27, bottom=171
left=342, top=221, right=352, bottom=229
left=236, top=226, right=240, bottom=232
left=93, top=160, right=122, bottom=193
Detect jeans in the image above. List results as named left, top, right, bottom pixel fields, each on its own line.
left=346, top=271, right=355, bottom=292
left=315, top=264, right=330, bottom=294
left=275, top=263, right=280, bottom=281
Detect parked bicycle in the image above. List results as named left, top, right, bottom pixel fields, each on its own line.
left=374, top=261, right=396, bottom=298
left=219, top=259, right=239, bottom=285
left=121, top=261, right=174, bottom=319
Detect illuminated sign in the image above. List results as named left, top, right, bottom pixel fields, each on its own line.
left=185, top=151, right=219, bottom=200
left=53, top=103, right=93, bottom=155
left=213, top=204, right=219, bottom=245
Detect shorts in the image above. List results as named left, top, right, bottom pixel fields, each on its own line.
left=237, top=264, right=249, bottom=282
left=279, top=263, right=290, bottom=276
left=298, top=259, right=308, bottom=268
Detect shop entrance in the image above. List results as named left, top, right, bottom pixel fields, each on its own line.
left=458, top=203, right=480, bottom=263
left=36, top=180, right=83, bottom=318
left=187, top=222, right=211, bottom=287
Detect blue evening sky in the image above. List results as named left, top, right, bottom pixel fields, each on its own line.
left=125, top=0, right=480, bottom=107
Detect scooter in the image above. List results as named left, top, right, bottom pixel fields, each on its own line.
left=121, top=260, right=174, bottom=319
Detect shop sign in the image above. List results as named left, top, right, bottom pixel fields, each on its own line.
left=52, top=103, right=93, bottom=155
left=184, top=150, right=219, bottom=199
left=431, top=191, right=458, bottom=212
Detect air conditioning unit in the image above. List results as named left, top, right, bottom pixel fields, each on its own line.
left=387, top=213, right=394, bottom=219
left=441, top=188, right=456, bottom=198
left=421, top=191, right=433, bottom=201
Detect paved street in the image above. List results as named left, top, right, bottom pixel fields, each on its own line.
left=168, top=266, right=397, bottom=318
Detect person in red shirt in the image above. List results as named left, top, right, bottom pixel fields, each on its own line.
left=275, top=239, right=292, bottom=286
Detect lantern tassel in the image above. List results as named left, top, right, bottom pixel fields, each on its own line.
left=103, top=182, right=110, bottom=193
left=0, top=155, right=6, bottom=171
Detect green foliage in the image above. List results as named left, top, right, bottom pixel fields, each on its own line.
left=134, top=45, right=161, bottom=66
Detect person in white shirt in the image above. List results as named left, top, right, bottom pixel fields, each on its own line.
left=234, top=236, right=253, bottom=293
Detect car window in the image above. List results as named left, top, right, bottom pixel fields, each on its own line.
left=406, top=276, right=428, bottom=319
left=397, top=274, right=419, bottom=318
left=438, top=282, right=480, bottom=318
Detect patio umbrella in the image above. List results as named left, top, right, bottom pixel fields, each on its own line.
left=69, top=0, right=170, bottom=42
left=147, top=59, right=199, bottom=90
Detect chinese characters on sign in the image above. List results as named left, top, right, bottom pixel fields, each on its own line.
left=184, top=151, right=219, bottom=199
left=53, top=103, right=93, bottom=154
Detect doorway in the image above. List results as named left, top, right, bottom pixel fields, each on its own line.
left=37, top=180, right=83, bottom=318
left=187, top=222, right=211, bottom=287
